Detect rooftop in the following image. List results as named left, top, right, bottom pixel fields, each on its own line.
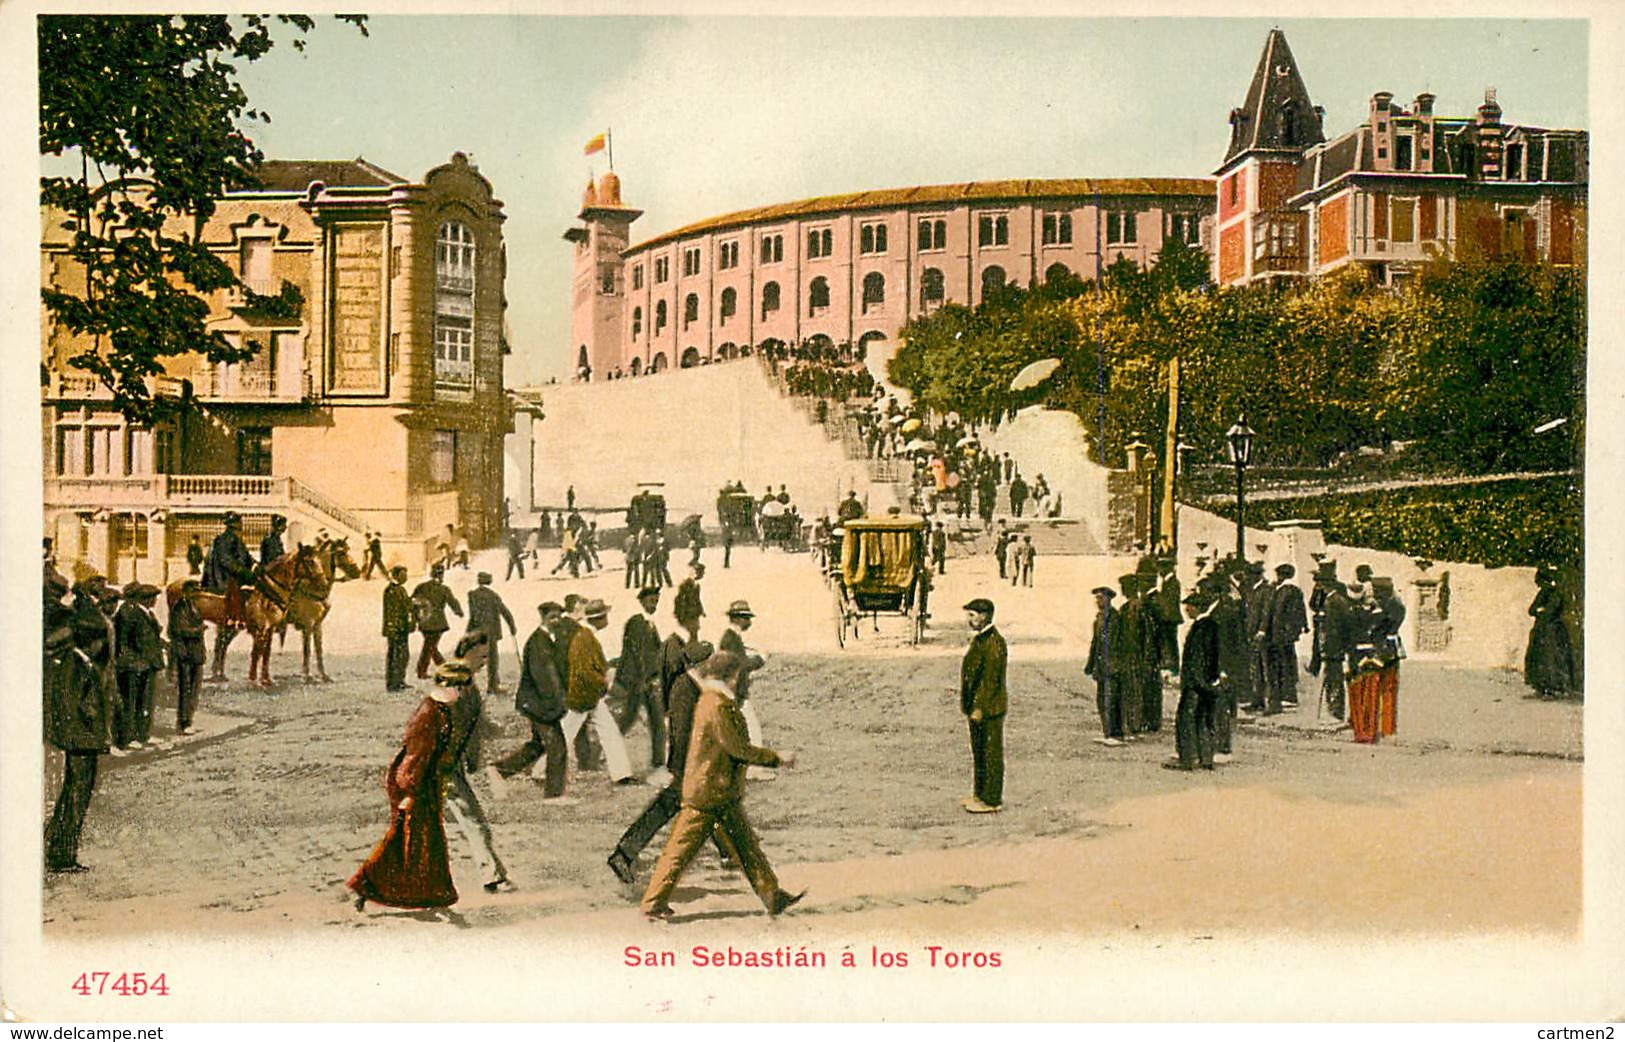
left=241, top=158, right=406, bottom=193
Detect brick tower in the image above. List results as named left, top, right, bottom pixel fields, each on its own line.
left=564, top=171, right=641, bottom=380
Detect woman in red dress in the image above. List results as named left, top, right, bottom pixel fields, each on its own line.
left=348, top=684, right=460, bottom=910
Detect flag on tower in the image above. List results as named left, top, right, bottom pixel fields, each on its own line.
left=584, top=132, right=607, bottom=156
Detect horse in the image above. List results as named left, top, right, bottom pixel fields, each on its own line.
left=280, top=537, right=360, bottom=683
left=167, top=545, right=328, bottom=688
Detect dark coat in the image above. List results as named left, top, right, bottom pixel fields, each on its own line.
left=203, top=529, right=255, bottom=591
left=515, top=626, right=565, bottom=723
left=167, top=598, right=207, bottom=665
left=1373, top=592, right=1407, bottom=663
left=1180, top=613, right=1222, bottom=696
left=665, top=669, right=702, bottom=781
left=1085, top=605, right=1116, bottom=681
left=1113, top=597, right=1152, bottom=680
left=1244, top=580, right=1273, bottom=645
left=411, top=580, right=462, bottom=634
left=382, top=581, right=415, bottom=638
left=1524, top=586, right=1577, bottom=694
left=114, top=601, right=164, bottom=673
left=1267, top=581, right=1309, bottom=646
left=617, top=611, right=662, bottom=694
left=259, top=531, right=286, bottom=566
left=1212, top=595, right=1251, bottom=679
left=960, top=625, right=1008, bottom=718
left=466, top=586, right=515, bottom=638
left=1320, top=589, right=1357, bottom=661
left=46, top=594, right=113, bottom=753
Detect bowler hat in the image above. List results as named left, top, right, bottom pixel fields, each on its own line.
left=1090, top=586, right=1116, bottom=600
left=726, top=599, right=754, bottom=618
left=1276, top=563, right=1296, bottom=578
left=962, top=597, right=995, bottom=615
left=583, top=598, right=610, bottom=619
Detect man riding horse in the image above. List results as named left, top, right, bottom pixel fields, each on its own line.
left=202, top=512, right=257, bottom=627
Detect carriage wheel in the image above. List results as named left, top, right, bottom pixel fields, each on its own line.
left=833, top=590, right=847, bottom=649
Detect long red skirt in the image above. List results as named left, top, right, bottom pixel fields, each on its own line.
left=348, top=698, right=457, bottom=908
left=1348, top=671, right=1382, bottom=744
left=1377, top=664, right=1399, bottom=737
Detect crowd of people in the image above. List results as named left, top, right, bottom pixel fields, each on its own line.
left=356, top=571, right=804, bottom=920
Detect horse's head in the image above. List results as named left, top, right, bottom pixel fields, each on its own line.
left=288, top=543, right=332, bottom=598
left=327, top=538, right=361, bottom=581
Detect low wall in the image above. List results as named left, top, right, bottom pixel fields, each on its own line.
left=1177, top=504, right=1539, bottom=672
left=979, top=406, right=1110, bottom=548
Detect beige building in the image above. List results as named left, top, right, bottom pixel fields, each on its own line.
left=41, top=154, right=511, bottom=581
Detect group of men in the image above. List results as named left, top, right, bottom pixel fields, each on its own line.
left=1085, top=556, right=1186, bottom=749
left=993, top=522, right=1037, bottom=586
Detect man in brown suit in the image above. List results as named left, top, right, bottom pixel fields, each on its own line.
left=560, top=598, right=634, bottom=784
left=960, top=597, right=1008, bottom=813
left=641, top=651, right=803, bottom=920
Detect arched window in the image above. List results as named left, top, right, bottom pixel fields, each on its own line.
left=920, top=267, right=945, bottom=308
left=630, top=357, right=643, bottom=376
left=577, top=345, right=589, bottom=379
left=761, top=281, right=781, bottom=319
left=1045, top=262, right=1071, bottom=285
left=655, top=300, right=668, bottom=333
left=651, top=352, right=668, bottom=373
left=631, top=306, right=643, bottom=339
left=718, top=342, right=737, bottom=360
left=1279, top=102, right=1297, bottom=145
left=862, top=272, right=885, bottom=313
left=434, top=222, right=477, bottom=388
left=719, top=287, right=737, bottom=324
left=681, top=347, right=701, bottom=368
left=981, top=265, right=1007, bottom=298
left=809, top=276, right=830, bottom=315
left=684, top=293, right=700, bottom=328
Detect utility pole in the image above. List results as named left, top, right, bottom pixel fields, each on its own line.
left=1160, top=356, right=1179, bottom=552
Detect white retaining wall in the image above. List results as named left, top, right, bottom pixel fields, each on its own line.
left=979, top=405, right=1111, bottom=548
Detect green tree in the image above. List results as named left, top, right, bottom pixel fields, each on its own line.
left=40, top=14, right=366, bottom=423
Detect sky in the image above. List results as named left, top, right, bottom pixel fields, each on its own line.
left=224, top=15, right=1589, bottom=385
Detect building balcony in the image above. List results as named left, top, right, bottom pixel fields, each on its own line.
left=44, top=472, right=369, bottom=539
left=44, top=371, right=188, bottom=402
left=194, top=364, right=314, bottom=403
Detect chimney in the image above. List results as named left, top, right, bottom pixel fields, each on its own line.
left=1371, top=92, right=1395, bottom=171
left=1478, top=86, right=1502, bottom=125
left=1414, top=92, right=1435, bottom=116
left=1476, top=87, right=1505, bottom=178
left=1414, top=93, right=1436, bottom=172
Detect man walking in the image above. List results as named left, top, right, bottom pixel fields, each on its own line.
left=362, top=532, right=385, bottom=580
left=931, top=522, right=948, bottom=576
left=412, top=564, right=462, bottom=680
left=561, top=599, right=636, bottom=785
left=489, top=602, right=572, bottom=801
left=960, top=598, right=1008, bottom=813
left=1167, top=590, right=1223, bottom=771
left=381, top=566, right=414, bottom=691
left=719, top=600, right=767, bottom=746
left=169, top=581, right=207, bottom=735
left=466, top=572, right=517, bottom=693
left=1009, top=472, right=1029, bottom=518
left=506, top=529, right=527, bottom=581
left=114, top=584, right=163, bottom=750
left=614, top=586, right=668, bottom=775
left=640, top=651, right=802, bottom=920
left=437, top=634, right=513, bottom=893
left=623, top=525, right=644, bottom=589
left=607, top=637, right=714, bottom=884
left=994, top=523, right=1012, bottom=580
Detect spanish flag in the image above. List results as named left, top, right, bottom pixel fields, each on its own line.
left=584, top=132, right=607, bottom=157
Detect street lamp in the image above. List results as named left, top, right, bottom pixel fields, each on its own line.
left=1225, top=415, right=1256, bottom=561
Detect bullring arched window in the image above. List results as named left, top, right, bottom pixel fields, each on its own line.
left=655, top=300, right=668, bottom=333
left=684, top=293, right=700, bottom=328
left=920, top=267, right=945, bottom=309
left=861, top=272, right=885, bottom=313
left=981, top=265, right=1007, bottom=298
left=720, top=287, right=737, bottom=325
left=631, top=306, right=643, bottom=339
left=761, top=281, right=781, bottom=320
left=809, top=276, right=830, bottom=315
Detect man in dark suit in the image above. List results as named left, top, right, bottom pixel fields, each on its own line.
left=1242, top=561, right=1273, bottom=713
left=411, top=564, right=462, bottom=679
left=114, top=584, right=164, bottom=750
left=930, top=523, right=948, bottom=575
left=614, top=586, right=667, bottom=772
left=259, top=514, right=288, bottom=567
left=45, top=575, right=115, bottom=873
left=1211, top=566, right=1250, bottom=758
left=1265, top=563, right=1309, bottom=712
left=466, top=572, right=517, bottom=692
left=489, top=602, right=571, bottom=800
left=1168, top=590, right=1223, bottom=771
left=381, top=566, right=414, bottom=691
left=960, top=597, right=1008, bottom=813
left=719, top=600, right=766, bottom=745
left=1008, top=473, right=1029, bottom=518
left=168, top=581, right=207, bottom=734
left=1084, top=585, right=1121, bottom=744
left=202, top=512, right=256, bottom=626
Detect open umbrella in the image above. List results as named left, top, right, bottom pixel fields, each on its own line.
left=957, top=435, right=979, bottom=448
left=903, top=438, right=937, bottom=453
left=946, top=411, right=960, bottom=425
left=901, top=418, right=923, bottom=435
left=1010, top=357, right=1062, bottom=392
left=887, top=414, right=908, bottom=426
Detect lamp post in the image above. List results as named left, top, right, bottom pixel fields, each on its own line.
left=1225, top=415, right=1256, bottom=562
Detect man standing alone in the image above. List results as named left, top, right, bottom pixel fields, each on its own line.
left=381, top=566, right=414, bottom=692
left=960, top=598, right=1008, bottom=814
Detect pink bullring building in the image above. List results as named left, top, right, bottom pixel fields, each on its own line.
left=564, top=173, right=1215, bottom=381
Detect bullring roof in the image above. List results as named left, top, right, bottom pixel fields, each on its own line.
left=627, top=177, right=1214, bottom=254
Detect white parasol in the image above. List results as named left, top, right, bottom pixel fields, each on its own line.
left=1010, top=357, right=1062, bottom=392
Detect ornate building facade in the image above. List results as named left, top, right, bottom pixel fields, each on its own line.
left=1216, top=29, right=1588, bottom=287
left=565, top=176, right=1216, bottom=380
left=41, top=154, right=511, bottom=579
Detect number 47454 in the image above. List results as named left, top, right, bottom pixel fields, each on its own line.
left=71, top=972, right=169, bottom=997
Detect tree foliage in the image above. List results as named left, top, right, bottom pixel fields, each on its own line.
left=39, top=14, right=367, bottom=423
left=888, top=249, right=1584, bottom=475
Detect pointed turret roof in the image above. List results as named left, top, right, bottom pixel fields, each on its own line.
left=1222, top=29, right=1324, bottom=166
